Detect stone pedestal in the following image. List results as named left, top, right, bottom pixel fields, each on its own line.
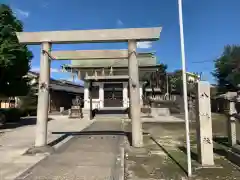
left=69, top=106, right=83, bottom=119
left=151, top=108, right=170, bottom=116
left=196, top=81, right=214, bottom=166
left=25, top=145, right=55, bottom=155
left=60, top=107, right=64, bottom=114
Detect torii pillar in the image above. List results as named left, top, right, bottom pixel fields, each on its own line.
left=35, top=42, right=51, bottom=147
left=27, top=42, right=54, bottom=154
left=128, top=40, right=143, bottom=147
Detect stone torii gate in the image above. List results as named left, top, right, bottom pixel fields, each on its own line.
left=16, top=27, right=162, bottom=152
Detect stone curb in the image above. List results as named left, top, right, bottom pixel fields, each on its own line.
left=111, top=119, right=125, bottom=180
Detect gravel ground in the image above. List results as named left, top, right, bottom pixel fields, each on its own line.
left=124, top=113, right=240, bottom=180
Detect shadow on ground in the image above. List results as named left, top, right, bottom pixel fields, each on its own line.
left=213, top=136, right=240, bottom=147
left=151, top=137, right=188, bottom=175
left=51, top=130, right=149, bottom=147
left=95, top=109, right=128, bottom=115
left=49, top=130, right=128, bottom=146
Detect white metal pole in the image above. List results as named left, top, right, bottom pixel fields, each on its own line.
left=178, top=0, right=192, bottom=177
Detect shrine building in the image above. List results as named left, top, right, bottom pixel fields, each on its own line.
left=63, top=52, right=161, bottom=110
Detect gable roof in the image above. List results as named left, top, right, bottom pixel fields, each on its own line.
left=71, top=52, right=157, bottom=68
left=27, top=71, right=84, bottom=94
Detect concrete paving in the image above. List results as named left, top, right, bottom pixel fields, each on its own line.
left=0, top=115, right=93, bottom=180
left=140, top=115, right=185, bottom=123
left=16, top=120, right=125, bottom=180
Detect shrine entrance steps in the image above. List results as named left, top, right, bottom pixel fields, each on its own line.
left=94, top=107, right=128, bottom=120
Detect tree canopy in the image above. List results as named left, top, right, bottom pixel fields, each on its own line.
left=212, top=45, right=240, bottom=93
left=169, top=70, right=197, bottom=96
left=142, top=64, right=199, bottom=96
left=0, top=4, right=33, bottom=97
left=142, top=63, right=167, bottom=89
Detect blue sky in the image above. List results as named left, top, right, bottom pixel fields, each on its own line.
left=2, top=0, right=240, bottom=84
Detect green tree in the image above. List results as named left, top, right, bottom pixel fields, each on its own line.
left=18, top=87, right=38, bottom=112
left=169, top=70, right=197, bottom=96
left=169, top=71, right=182, bottom=94
left=0, top=4, right=33, bottom=97
left=141, top=63, right=167, bottom=99
left=149, top=64, right=167, bottom=87
left=212, top=45, right=240, bottom=93
left=142, top=63, right=167, bottom=87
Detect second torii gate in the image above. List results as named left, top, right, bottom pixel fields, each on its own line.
left=51, top=49, right=130, bottom=120
left=16, top=27, right=162, bottom=152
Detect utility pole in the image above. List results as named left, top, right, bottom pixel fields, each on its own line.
left=178, top=0, right=192, bottom=177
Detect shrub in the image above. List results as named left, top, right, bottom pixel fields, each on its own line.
left=0, top=112, right=6, bottom=124
left=0, top=108, right=22, bottom=122
left=21, top=106, right=37, bottom=116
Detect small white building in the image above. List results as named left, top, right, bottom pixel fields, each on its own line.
left=63, top=52, right=160, bottom=110
left=186, top=72, right=200, bottom=82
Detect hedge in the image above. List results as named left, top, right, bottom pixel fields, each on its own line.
left=0, top=108, right=23, bottom=122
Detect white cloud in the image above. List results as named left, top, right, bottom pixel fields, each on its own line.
left=116, top=19, right=124, bottom=26
left=137, top=41, right=152, bottom=49
left=30, top=67, right=40, bottom=72
left=14, top=8, right=29, bottom=19
left=41, top=2, right=49, bottom=8
left=50, top=68, right=60, bottom=73
left=31, top=67, right=61, bottom=73
left=59, top=77, right=74, bottom=82
left=60, top=77, right=84, bottom=85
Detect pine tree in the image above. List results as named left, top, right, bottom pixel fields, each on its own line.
left=0, top=4, right=33, bottom=97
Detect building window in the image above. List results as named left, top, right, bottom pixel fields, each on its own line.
left=92, top=86, right=99, bottom=99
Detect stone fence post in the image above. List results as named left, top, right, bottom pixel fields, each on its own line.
left=223, top=92, right=238, bottom=147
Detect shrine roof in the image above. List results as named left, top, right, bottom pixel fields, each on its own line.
left=70, top=52, right=157, bottom=68
left=85, top=75, right=129, bottom=82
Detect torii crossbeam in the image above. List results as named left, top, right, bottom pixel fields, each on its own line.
left=50, top=49, right=129, bottom=60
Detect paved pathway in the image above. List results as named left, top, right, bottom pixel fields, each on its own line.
left=16, top=120, right=125, bottom=180
left=0, top=115, right=93, bottom=180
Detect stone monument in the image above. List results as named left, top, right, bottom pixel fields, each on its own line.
left=196, top=81, right=214, bottom=166
left=69, top=96, right=83, bottom=118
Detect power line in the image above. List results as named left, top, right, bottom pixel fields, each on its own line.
left=190, top=55, right=221, bottom=64
left=190, top=60, right=213, bottom=64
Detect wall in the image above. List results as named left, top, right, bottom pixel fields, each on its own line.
left=0, top=101, right=15, bottom=108
left=0, top=97, right=16, bottom=108
left=50, top=90, right=78, bottom=112
left=211, top=98, right=230, bottom=114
